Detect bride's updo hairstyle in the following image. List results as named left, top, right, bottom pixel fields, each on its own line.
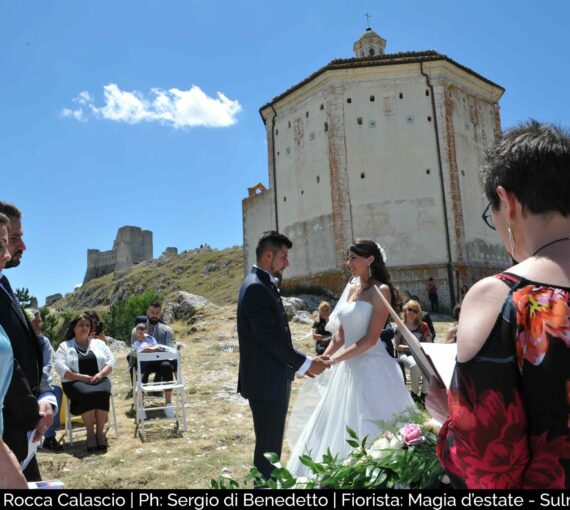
left=349, top=239, right=402, bottom=310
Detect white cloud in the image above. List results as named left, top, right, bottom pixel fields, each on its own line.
left=61, top=107, right=86, bottom=122
left=61, top=83, right=242, bottom=129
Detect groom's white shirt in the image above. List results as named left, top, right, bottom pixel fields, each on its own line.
left=253, top=265, right=312, bottom=376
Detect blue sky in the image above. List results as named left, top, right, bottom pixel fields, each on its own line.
left=1, top=0, right=568, bottom=305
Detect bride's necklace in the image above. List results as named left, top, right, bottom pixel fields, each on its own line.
left=532, top=236, right=570, bottom=257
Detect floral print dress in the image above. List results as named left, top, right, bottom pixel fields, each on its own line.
left=437, top=273, right=570, bottom=489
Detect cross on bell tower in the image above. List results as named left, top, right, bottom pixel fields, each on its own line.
left=353, top=16, right=386, bottom=58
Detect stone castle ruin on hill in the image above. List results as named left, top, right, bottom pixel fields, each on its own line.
left=83, top=226, right=153, bottom=284
left=242, top=26, right=510, bottom=311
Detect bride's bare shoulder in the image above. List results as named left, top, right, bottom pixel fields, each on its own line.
left=371, top=282, right=391, bottom=302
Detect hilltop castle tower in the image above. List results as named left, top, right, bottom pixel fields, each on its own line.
left=242, top=25, right=509, bottom=310
left=83, top=226, right=153, bottom=284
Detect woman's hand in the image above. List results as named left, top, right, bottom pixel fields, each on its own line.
left=75, top=373, right=92, bottom=383
left=90, top=373, right=104, bottom=384
left=0, top=440, right=27, bottom=489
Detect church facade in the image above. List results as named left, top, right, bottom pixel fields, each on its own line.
left=242, top=28, right=509, bottom=310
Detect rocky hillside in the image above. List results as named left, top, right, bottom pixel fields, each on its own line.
left=52, top=246, right=244, bottom=311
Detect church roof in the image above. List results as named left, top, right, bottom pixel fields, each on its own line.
left=260, top=51, right=504, bottom=114
left=358, top=27, right=382, bottom=39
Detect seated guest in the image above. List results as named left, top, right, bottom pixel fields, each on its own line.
left=409, top=294, right=436, bottom=340
left=394, top=299, right=433, bottom=403
left=132, top=323, right=176, bottom=418
left=312, top=301, right=332, bottom=355
left=128, top=303, right=175, bottom=396
left=54, top=314, right=115, bottom=452
left=26, top=309, right=63, bottom=452
left=132, top=303, right=174, bottom=347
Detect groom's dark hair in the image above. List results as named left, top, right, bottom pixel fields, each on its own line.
left=256, top=231, right=293, bottom=261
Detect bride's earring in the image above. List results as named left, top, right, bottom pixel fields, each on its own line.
left=368, top=263, right=372, bottom=279
left=508, top=225, right=516, bottom=259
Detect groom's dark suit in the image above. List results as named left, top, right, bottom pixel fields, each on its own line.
left=0, top=277, right=48, bottom=479
left=237, top=266, right=306, bottom=479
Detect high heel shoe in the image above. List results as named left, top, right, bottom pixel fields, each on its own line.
left=96, top=438, right=108, bottom=452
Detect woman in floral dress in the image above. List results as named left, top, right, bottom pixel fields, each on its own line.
left=427, top=120, right=570, bottom=489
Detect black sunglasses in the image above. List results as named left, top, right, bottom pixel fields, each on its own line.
left=482, top=202, right=496, bottom=230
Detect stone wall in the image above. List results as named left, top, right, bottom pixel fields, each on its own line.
left=83, top=226, right=153, bottom=284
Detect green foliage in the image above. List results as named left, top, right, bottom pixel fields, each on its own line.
left=103, top=290, right=161, bottom=342
left=39, top=307, right=76, bottom=349
left=15, top=287, right=34, bottom=308
left=211, top=410, right=445, bottom=490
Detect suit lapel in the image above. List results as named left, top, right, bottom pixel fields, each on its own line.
left=0, top=282, right=31, bottom=333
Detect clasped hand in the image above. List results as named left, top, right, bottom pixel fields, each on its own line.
left=77, top=372, right=104, bottom=384
left=306, top=355, right=334, bottom=377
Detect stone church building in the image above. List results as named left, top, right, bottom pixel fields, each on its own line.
left=242, top=27, right=509, bottom=310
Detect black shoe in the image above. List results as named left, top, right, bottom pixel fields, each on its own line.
left=126, top=389, right=133, bottom=399
left=42, top=436, right=63, bottom=452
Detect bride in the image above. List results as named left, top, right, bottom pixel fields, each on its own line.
left=286, top=240, right=414, bottom=477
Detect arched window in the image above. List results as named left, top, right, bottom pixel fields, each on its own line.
left=369, top=48, right=375, bottom=56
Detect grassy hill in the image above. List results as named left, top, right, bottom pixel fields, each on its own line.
left=52, top=246, right=245, bottom=312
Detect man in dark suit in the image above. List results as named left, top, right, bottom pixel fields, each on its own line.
left=237, top=231, right=330, bottom=481
left=0, top=201, right=56, bottom=481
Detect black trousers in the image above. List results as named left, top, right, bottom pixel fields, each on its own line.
left=141, top=360, right=177, bottom=383
left=248, top=383, right=291, bottom=481
left=23, top=456, right=41, bottom=481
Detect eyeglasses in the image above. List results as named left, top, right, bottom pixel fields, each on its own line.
left=482, top=202, right=496, bottom=230
left=406, top=309, right=420, bottom=313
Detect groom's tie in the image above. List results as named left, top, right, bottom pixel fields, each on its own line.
left=0, top=274, right=28, bottom=326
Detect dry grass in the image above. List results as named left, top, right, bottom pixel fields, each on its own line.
left=38, top=308, right=454, bottom=488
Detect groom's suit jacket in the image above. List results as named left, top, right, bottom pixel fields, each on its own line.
left=0, top=283, right=47, bottom=461
left=237, top=267, right=306, bottom=402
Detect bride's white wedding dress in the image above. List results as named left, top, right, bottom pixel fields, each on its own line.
left=286, top=300, right=414, bottom=477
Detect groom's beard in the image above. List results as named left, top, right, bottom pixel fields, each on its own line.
left=148, top=318, right=160, bottom=325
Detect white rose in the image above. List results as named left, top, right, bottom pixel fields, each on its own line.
left=370, top=437, right=390, bottom=451
left=389, top=436, right=403, bottom=450
left=424, top=418, right=442, bottom=434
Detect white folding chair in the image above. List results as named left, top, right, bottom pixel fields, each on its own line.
left=63, top=385, right=119, bottom=447
left=134, top=350, right=188, bottom=441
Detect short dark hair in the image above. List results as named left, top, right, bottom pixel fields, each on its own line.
left=482, top=120, right=570, bottom=215
left=255, top=231, right=292, bottom=262
left=149, top=302, right=162, bottom=309
left=0, top=213, right=10, bottom=229
left=0, top=201, right=22, bottom=220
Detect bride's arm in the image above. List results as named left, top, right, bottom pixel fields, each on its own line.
left=330, top=284, right=391, bottom=364
left=323, top=325, right=345, bottom=356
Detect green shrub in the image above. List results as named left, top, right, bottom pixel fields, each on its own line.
left=40, top=308, right=76, bottom=350
left=103, top=290, right=161, bottom=342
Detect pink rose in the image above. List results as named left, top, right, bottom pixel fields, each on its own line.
left=401, top=423, right=425, bottom=446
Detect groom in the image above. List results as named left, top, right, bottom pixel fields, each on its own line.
left=237, top=231, right=330, bottom=480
